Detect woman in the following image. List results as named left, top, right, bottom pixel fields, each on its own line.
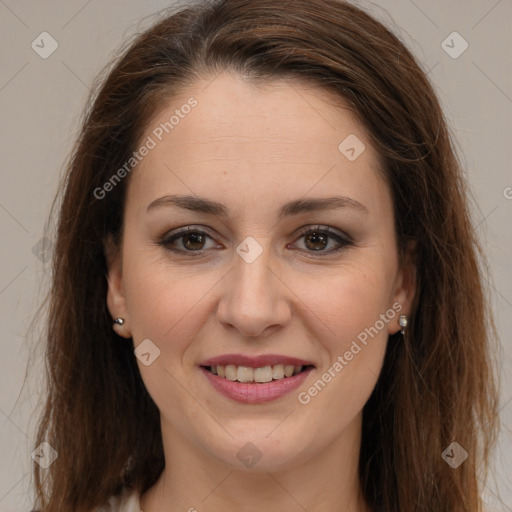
left=31, top=0, right=500, bottom=510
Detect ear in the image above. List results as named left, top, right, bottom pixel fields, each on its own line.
left=388, top=239, right=417, bottom=335
left=104, top=233, right=132, bottom=339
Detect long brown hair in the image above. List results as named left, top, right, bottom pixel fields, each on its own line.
left=31, top=0, right=500, bottom=510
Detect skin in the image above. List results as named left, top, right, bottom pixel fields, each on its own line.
left=105, top=71, right=415, bottom=512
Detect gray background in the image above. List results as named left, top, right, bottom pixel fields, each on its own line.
left=0, top=0, right=510, bottom=510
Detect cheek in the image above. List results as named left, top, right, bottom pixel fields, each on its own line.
left=122, top=247, right=218, bottom=355
left=299, top=255, right=396, bottom=412
left=122, top=261, right=173, bottom=341
left=295, top=256, right=396, bottom=413
left=302, top=260, right=395, bottom=348
left=121, top=251, right=213, bottom=411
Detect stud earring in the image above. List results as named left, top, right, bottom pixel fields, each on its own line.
left=399, top=314, right=408, bottom=335
left=112, top=317, right=131, bottom=340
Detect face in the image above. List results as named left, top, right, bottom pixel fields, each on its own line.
left=106, top=71, right=415, bottom=472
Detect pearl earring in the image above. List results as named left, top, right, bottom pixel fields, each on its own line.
left=399, top=314, right=408, bottom=335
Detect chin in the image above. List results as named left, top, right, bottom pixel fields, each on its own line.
left=203, top=430, right=312, bottom=472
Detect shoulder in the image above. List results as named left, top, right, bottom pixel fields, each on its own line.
left=94, top=487, right=141, bottom=512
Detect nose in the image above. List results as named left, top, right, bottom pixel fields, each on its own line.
left=216, top=243, right=292, bottom=338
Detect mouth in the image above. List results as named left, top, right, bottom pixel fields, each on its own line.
left=198, top=354, right=316, bottom=403
left=201, top=363, right=315, bottom=383
left=200, top=364, right=314, bottom=404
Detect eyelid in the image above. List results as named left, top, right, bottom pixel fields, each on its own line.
left=160, top=225, right=220, bottom=254
left=290, top=225, right=353, bottom=254
left=159, top=224, right=353, bottom=255
left=294, top=224, right=352, bottom=242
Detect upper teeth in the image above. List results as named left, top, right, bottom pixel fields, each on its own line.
left=210, top=364, right=304, bottom=382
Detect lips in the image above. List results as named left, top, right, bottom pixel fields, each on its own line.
left=200, top=365, right=314, bottom=403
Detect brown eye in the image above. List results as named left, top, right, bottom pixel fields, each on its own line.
left=181, top=232, right=207, bottom=250
left=160, top=225, right=352, bottom=257
left=160, top=227, right=218, bottom=254
left=304, top=231, right=329, bottom=251
left=291, top=226, right=352, bottom=255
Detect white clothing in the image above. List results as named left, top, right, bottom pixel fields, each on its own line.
left=95, top=487, right=141, bottom=511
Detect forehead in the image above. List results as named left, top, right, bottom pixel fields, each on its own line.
left=127, top=72, right=388, bottom=217
left=147, top=73, right=370, bottom=155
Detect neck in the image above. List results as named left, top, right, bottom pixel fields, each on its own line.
left=140, top=412, right=371, bottom=512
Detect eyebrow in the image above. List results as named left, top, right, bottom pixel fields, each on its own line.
left=146, top=194, right=369, bottom=220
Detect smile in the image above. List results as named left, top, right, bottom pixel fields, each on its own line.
left=204, top=364, right=312, bottom=383
left=199, top=365, right=314, bottom=404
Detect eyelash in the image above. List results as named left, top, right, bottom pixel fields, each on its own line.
left=159, top=225, right=353, bottom=257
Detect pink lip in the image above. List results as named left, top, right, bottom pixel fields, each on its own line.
left=200, top=353, right=314, bottom=368
left=200, top=366, right=314, bottom=404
